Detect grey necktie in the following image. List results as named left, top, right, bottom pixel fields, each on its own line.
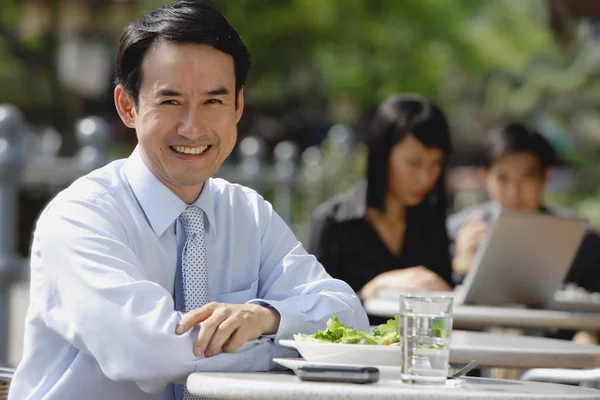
left=180, top=205, right=210, bottom=312
left=179, top=206, right=210, bottom=400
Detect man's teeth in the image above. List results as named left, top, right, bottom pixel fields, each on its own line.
left=172, top=145, right=209, bottom=155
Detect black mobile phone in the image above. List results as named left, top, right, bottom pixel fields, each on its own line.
left=296, top=365, right=380, bottom=384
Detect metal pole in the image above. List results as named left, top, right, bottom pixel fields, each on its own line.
left=299, top=145, right=324, bottom=214
left=75, top=116, right=110, bottom=170
left=0, top=105, right=26, bottom=367
left=327, top=123, right=353, bottom=155
left=238, top=136, right=265, bottom=192
left=273, top=140, right=298, bottom=225
left=297, top=146, right=324, bottom=244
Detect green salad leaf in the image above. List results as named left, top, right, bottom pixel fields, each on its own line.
left=430, top=317, right=449, bottom=339
left=421, top=316, right=450, bottom=350
left=295, top=313, right=451, bottom=348
left=295, top=313, right=400, bottom=345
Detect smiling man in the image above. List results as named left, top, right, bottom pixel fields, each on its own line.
left=8, top=2, right=368, bottom=400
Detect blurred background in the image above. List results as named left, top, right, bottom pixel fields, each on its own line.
left=2, top=0, right=600, bottom=366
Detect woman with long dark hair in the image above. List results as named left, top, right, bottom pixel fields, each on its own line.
left=308, top=93, right=454, bottom=305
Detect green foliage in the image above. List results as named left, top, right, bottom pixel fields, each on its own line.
left=0, top=0, right=560, bottom=121
left=216, top=0, right=488, bottom=115
left=210, top=0, right=561, bottom=122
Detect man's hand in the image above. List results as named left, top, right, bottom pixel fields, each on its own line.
left=360, top=266, right=452, bottom=300
left=453, top=212, right=487, bottom=275
left=572, top=330, right=599, bottom=345
left=176, top=302, right=280, bottom=358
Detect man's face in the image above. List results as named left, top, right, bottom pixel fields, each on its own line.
left=115, top=41, right=243, bottom=203
left=484, top=152, right=547, bottom=211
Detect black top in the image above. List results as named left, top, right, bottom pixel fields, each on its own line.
left=447, top=201, right=600, bottom=293
left=308, top=181, right=454, bottom=295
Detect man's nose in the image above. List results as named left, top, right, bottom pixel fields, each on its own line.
left=178, top=108, right=205, bottom=139
left=506, top=183, right=522, bottom=204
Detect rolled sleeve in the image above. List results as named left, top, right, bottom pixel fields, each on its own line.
left=247, top=197, right=369, bottom=343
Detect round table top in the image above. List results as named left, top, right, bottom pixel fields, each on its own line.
left=450, top=330, right=600, bottom=368
left=186, top=372, right=600, bottom=399
left=363, top=298, right=600, bottom=330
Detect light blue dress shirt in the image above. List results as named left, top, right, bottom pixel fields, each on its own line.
left=9, top=148, right=369, bottom=400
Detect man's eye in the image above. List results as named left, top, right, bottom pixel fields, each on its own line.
left=205, top=99, right=223, bottom=105
left=161, top=100, right=179, bottom=105
left=523, top=171, right=540, bottom=179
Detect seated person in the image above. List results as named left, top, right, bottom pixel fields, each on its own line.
left=8, top=2, right=369, bottom=399
left=308, top=93, right=454, bottom=317
left=447, top=123, right=600, bottom=343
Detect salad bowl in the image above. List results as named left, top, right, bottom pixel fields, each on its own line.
left=279, top=339, right=401, bottom=366
left=279, top=314, right=401, bottom=366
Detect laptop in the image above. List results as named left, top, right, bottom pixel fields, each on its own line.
left=454, top=210, right=588, bottom=308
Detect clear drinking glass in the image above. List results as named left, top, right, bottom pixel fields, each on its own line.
left=399, top=293, right=454, bottom=384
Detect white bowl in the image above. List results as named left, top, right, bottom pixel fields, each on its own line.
left=279, top=339, right=401, bottom=366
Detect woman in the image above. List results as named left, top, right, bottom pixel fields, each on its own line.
left=308, top=93, right=454, bottom=305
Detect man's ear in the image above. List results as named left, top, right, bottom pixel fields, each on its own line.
left=235, top=86, right=245, bottom=124
left=114, top=85, right=136, bottom=129
left=542, top=167, right=552, bottom=183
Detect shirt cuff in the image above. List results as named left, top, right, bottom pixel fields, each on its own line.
left=246, top=296, right=328, bottom=345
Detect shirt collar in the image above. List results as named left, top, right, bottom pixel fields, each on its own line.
left=123, top=146, right=217, bottom=238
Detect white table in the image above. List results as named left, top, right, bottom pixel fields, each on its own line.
left=186, top=372, right=600, bottom=399
left=364, top=298, right=600, bottom=331
left=450, top=330, right=600, bottom=368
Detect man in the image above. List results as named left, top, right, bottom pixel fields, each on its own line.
left=9, top=2, right=369, bottom=399
left=447, top=123, right=600, bottom=341
left=448, top=123, right=600, bottom=287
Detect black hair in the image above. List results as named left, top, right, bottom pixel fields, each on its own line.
left=485, top=123, right=559, bottom=169
left=114, top=0, right=251, bottom=107
left=365, top=93, right=452, bottom=213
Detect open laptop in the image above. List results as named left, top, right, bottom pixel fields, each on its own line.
left=454, top=210, right=588, bottom=308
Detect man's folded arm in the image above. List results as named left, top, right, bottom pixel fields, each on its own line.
left=247, top=198, right=370, bottom=342
left=35, top=199, right=198, bottom=393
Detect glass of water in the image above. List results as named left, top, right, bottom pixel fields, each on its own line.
left=399, top=293, right=454, bottom=384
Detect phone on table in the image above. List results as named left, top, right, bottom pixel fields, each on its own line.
left=296, top=365, right=379, bottom=384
